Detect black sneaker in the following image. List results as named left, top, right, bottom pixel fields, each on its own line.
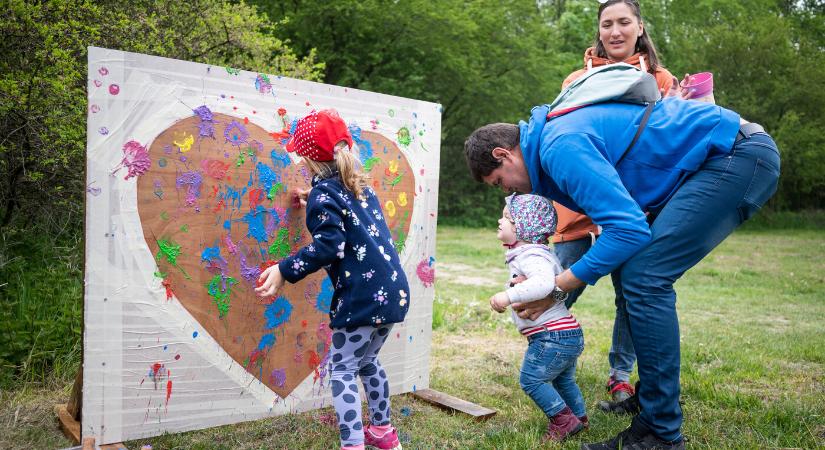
left=581, top=419, right=685, bottom=450
left=599, top=382, right=641, bottom=415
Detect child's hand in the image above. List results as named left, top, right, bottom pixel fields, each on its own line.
left=255, top=264, right=285, bottom=297
left=293, top=188, right=311, bottom=208
left=489, top=291, right=510, bottom=313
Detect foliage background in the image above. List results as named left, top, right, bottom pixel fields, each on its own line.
left=0, top=0, right=823, bottom=390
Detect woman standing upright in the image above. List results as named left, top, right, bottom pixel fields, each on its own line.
left=551, top=0, right=675, bottom=406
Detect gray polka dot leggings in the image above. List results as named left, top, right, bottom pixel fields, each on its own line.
left=330, top=323, right=394, bottom=447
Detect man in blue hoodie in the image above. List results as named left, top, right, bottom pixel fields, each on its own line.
left=464, top=97, right=779, bottom=450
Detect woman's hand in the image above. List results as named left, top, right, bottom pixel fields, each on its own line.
left=255, top=264, right=285, bottom=297
left=489, top=291, right=510, bottom=313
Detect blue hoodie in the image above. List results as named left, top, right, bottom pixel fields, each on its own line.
left=520, top=97, right=740, bottom=285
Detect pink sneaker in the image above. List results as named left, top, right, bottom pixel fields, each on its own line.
left=364, top=424, right=402, bottom=450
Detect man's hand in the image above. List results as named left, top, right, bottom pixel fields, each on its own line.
left=489, top=291, right=510, bottom=313
left=255, top=264, right=285, bottom=298
left=511, top=297, right=555, bottom=320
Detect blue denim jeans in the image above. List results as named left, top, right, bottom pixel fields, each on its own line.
left=555, top=233, right=636, bottom=382
left=519, top=328, right=586, bottom=418
left=619, top=132, right=780, bottom=441
left=553, top=238, right=592, bottom=309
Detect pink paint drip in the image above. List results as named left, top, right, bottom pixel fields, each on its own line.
left=416, top=257, right=436, bottom=287
left=113, top=140, right=151, bottom=180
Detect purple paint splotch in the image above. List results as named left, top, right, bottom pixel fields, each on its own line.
left=224, top=120, right=250, bottom=146
left=270, top=368, right=287, bottom=388
left=113, top=140, right=151, bottom=180
left=176, top=171, right=203, bottom=206
left=239, top=252, right=260, bottom=282
left=193, top=104, right=216, bottom=140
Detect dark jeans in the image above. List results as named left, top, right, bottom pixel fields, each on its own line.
left=554, top=238, right=592, bottom=309
left=620, top=132, right=780, bottom=440
left=519, top=328, right=586, bottom=418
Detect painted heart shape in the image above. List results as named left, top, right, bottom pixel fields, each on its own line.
left=135, top=110, right=414, bottom=398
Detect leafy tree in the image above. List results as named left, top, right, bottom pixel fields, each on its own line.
left=254, top=0, right=577, bottom=225
left=0, top=0, right=323, bottom=234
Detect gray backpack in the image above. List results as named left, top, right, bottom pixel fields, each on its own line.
left=546, top=63, right=661, bottom=162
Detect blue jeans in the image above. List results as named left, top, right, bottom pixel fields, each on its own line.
left=519, top=328, right=586, bottom=418
left=555, top=233, right=636, bottom=382
left=554, top=238, right=592, bottom=309
left=619, top=133, right=780, bottom=441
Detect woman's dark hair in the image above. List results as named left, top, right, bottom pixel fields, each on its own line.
left=594, top=0, right=661, bottom=74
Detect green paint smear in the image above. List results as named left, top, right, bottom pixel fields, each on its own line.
left=180, top=224, right=188, bottom=233
left=160, top=211, right=169, bottom=220
left=206, top=274, right=238, bottom=318
left=363, top=157, right=382, bottom=172
left=154, top=271, right=167, bottom=279
left=397, top=127, right=411, bottom=146
left=236, top=151, right=246, bottom=167
left=267, top=182, right=283, bottom=200
left=390, top=172, right=404, bottom=187
left=226, top=67, right=240, bottom=75
left=155, top=238, right=190, bottom=279
left=268, top=228, right=291, bottom=259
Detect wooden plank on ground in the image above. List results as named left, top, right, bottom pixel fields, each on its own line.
left=67, top=368, right=83, bottom=419
left=100, top=443, right=129, bottom=450
left=55, top=403, right=81, bottom=444
left=410, top=388, right=496, bottom=421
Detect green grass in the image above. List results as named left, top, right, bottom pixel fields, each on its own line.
left=1, top=226, right=824, bottom=449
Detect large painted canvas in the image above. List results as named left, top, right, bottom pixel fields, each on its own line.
left=83, top=47, right=440, bottom=444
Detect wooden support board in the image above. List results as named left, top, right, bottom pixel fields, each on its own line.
left=410, top=388, right=497, bottom=421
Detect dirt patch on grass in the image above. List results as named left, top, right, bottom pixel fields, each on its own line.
left=438, top=262, right=507, bottom=288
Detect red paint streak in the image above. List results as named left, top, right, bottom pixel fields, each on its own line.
left=301, top=320, right=307, bottom=328
left=307, top=350, right=322, bottom=382
left=201, top=159, right=231, bottom=180
left=277, top=108, right=287, bottom=116
left=162, top=279, right=173, bottom=301
left=249, top=189, right=265, bottom=210
left=165, top=372, right=172, bottom=408
left=174, top=354, right=181, bottom=360
left=212, top=199, right=226, bottom=213
left=244, top=117, right=249, bottom=124
left=247, top=349, right=266, bottom=369
left=210, top=185, right=219, bottom=199
left=140, top=378, right=145, bottom=386
left=151, top=362, right=163, bottom=377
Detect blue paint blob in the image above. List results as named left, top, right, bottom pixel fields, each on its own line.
left=241, top=207, right=268, bottom=243
left=256, top=162, right=282, bottom=193
left=201, top=245, right=222, bottom=263
left=192, top=331, right=199, bottom=338
left=270, top=149, right=291, bottom=168
left=348, top=124, right=374, bottom=163
left=223, top=220, right=231, bottom=231
left=163, top=345, right=168, bottom=351
left=264, top=296, right=293, bottom=329
left=316, top=277, right=334, bottom=313
left=257, top=333, right=276, bottom=351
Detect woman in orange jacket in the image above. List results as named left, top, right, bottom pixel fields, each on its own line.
left=554, top=0, right=676, bottom=409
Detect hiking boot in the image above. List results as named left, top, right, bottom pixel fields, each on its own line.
left=579, top=415, right=590, bottom=429
left=600, top=381, right=641, bottom=415
left=365, top=424, right=402, bottom=450
left=581, top=419, right=685, bottom=450
left=607, top=376, right=636, bottom=402
left=543, top=406, right=584, bottom=442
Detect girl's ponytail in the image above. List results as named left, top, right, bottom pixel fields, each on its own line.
left=302, top=142, right=369, bottom=197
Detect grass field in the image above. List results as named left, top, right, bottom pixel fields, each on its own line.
left=1, top=226, right=824, bottom=449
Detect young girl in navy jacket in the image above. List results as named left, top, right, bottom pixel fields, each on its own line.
left=256, top=109, right=408, bottom=450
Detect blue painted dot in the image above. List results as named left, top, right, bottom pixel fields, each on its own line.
left=163, top=345, right=168, bottom=351
left=408, top=335, right=413, bottom=343
left=193, top=331, right=199, bottom=338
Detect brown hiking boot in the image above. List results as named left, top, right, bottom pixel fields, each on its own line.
left=543, top=406, right=584, bottom=442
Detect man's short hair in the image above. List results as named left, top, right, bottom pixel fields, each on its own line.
left=464, top=123, right=520, bottom=182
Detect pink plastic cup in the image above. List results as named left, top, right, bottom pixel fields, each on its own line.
left=683, top=72, right=714, bottom=99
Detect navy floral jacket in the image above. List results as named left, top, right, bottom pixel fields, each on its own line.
left=279, top=174, right=410, bottom=328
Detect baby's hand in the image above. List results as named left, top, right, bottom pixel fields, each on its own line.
left=255, top=264, right=285, bottom=298
left=489, top=291, right=510, bottom=313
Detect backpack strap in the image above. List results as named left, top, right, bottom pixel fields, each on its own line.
left=616, top=102, right=655, bottom=167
